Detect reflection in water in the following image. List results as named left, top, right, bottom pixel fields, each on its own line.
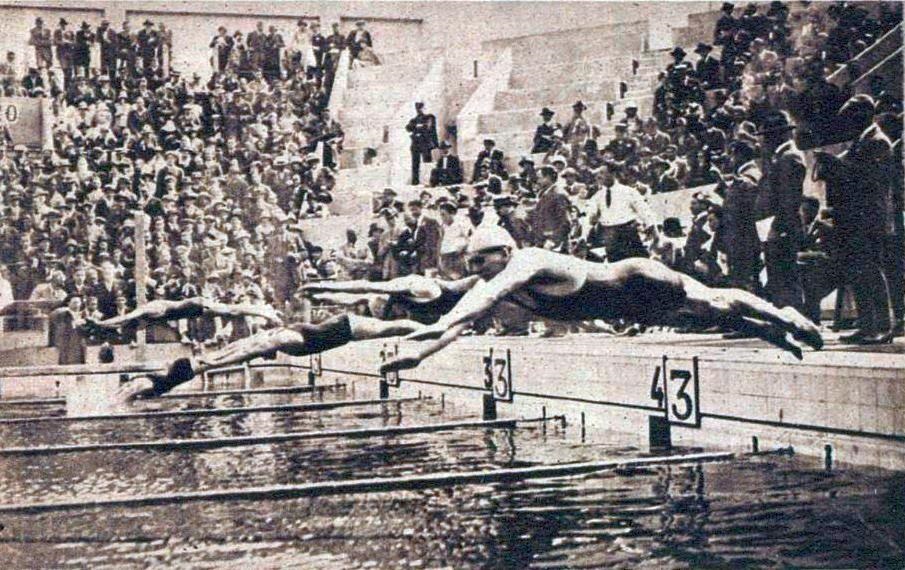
left=0, top=379, right=902, bottom=568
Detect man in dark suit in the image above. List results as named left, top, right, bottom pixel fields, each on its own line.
left=137, top=20, right=159, bottom=78
left=408, top=200, right=442, bottom=275
left=53, top=18, right=74, bottom=83
left=247, top=21, right=266, bottom=70
left=429, top=141, right=463, bottom=187
left=693, top=42, right=721, bottom=89
left=494, top=195, right=531, bottom=248
left=29, top=18, right=53, bottom=70
left=405, top=101, right=439, bottom=185
left=209, top=26, right=233, bottom=73
left=96, top=20, right=117, bottom=78
left=117, top=21, right=136, bottom=79
left=346, top=20, right=372, bottom=62
left=471, top=139, right=495, bottom=183
left=527, top=166, right=572, bottom=251
left=532, top=107, right=561, bottom=153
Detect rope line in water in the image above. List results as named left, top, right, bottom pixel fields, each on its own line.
left=0, top=451, right=735, bottom=514
left=0, top=417, right=566, bottom=456
left=0, top=397, right=421, bottom=425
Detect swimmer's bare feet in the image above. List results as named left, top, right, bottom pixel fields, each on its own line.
left=782, top=307, right=824, bottom=351
left=114, top=376, right=156, bottom=404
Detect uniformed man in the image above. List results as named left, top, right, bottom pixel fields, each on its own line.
left=405, top=101, right=439, bottom=185
left=693, top=43, right=721, bottom=89
left=531, top=107, right=561, bottom=154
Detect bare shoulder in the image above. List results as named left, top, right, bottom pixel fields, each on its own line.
left=398, top=274, right=443, bottom=300
left=510, top=247, right=584, bottom=274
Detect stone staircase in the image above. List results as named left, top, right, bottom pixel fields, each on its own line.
left=463, top=48, right=670, bottom=175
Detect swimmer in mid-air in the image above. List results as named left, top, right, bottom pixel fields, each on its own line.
left=115, top=274, right=480, bottom=401
left=379, top=227, right=823, bottom=374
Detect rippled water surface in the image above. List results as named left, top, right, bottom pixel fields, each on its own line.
left=0, top=375, right=902, bottom=568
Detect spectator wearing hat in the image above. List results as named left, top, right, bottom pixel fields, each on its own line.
left=532, top=107, right=562, bottom=154
left=210, top=26, right=234, bottom=73
left=263, top=25, right=285, bottom=81
left=29, top=17, right=53, bottom=70
left=471, top=139, right=496, bottom=183
left=116, top=21, right=136, bottom=79
left=408, top=199, right=442, bottom=276
left=527, top=165, right=572, bottom=251
left=693, top=43, right=720, bottom=89
left=517, top=156, right=538, bottom=192
left=94, top=20, right=115, bottom=78
left=563, top=101, right=590, bottom=158
left=137, top=19, right=160, bottom=78
left=714, top=3, right=738, bottom=50
left=720, top=140, right=761, bottom=293
left=406, top=102, right=439, bottom=185
left=429, top=141, right=463, bottom=187
left=346, top=20, right=373, bottom=63
left=494, top=194, right=531, bottom=248
left=760, top=112, right=806, bottom=310
left=73, top=22, right=94, bottom=79
left=53, top=18, right=75, bottom=83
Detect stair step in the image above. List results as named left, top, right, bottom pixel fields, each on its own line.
left=494, top=79, right=622, bottom=112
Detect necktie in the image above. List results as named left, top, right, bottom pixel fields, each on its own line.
left=606, top=187, right=612, bottom=208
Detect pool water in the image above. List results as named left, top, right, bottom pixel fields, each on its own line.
left=0, top=375, right=902, bottom=569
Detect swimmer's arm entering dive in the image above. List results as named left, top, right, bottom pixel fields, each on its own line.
left=304, top=275, right=440, bottom=300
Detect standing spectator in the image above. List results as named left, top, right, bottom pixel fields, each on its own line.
left=693, top=43, right=720, bottom=89
left=210, top=26, right=233, bottom=73
left=157, top=22, right=172, bottom=76
left=247, top=21, right=266, bottom=70
left=29, top=17, right=53, bottom=70
left=532, top=107, right=561, bottom=154
left=528, top=165, right=572, bottom=251
left=96, top=20, right=117, bottom=78
left=137, top=19, right=159, bottom=78
left=116, top=20, right=136, bottom=79
left=346, top=20, right=372, bottom=63
left=323, top=22, right=345, bottom=94
left=288, top=19, right=309, bottom=75
left=562, top=100, right=590, bottom=158
left=53, top=18, right=74, bottom=83
left=405, top=101, right=438, bottom=185
left=409, top=199, right=442, bottom=276
left=309, top=22, right=326, bottom=77
left=722, top=141, right=761, bottom=292
left=73, top=22, right=93, bottom=79
left=263, top=25, right=284, bottom=81
left=429, top=141, right=463, bottom=187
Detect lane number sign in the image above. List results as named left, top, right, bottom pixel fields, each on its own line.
left=482, top=348, right=513, bottom=402
left=380, top=343, right=400, bottom=387
left=650, top=356, right=701, bottom=427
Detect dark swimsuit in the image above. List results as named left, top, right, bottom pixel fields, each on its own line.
left=382, top=287, right=466, bottom=325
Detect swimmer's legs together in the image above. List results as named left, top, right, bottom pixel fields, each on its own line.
left=679, top=275, right=823, bottom=353
left=118, top=314, right=424, bottom=400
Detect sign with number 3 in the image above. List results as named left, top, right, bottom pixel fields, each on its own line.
left=482, top=348, right=513, bottom=402
left=651, top=356, right=701, bottom=427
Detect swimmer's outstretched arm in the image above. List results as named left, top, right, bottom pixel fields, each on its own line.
left=303, top=275, right=443, bottom=300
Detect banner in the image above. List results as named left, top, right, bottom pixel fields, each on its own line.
left=0, top=97, right=46, bottom=148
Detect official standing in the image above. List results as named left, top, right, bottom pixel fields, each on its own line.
left=405, top=102, right=439, bottom=185
left=409, top=199, right=442, bottom=275
left=137, top=20, right=159, bottom=78
left=760, top=112, right=806, bottom=310
left=585, top=165, right=655, bottom=262
left=722, top=140, right=762, bottom=292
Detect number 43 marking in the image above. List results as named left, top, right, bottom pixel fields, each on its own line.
left=650, top=356, right=701, bottom=427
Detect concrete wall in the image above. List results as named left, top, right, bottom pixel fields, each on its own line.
left=1, top=1, right=717, bottom=76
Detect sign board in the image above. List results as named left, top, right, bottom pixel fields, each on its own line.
left=0, top=97, right=46, bottom=148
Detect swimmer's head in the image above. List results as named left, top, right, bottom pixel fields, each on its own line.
left=466, top=227, right=516, bottom=279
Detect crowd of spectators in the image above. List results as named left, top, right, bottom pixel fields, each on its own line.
left=396, top=1, right=903, bottom=342
left=0, top=15, right=369, bottom=343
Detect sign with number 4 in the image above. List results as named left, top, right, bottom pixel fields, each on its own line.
left=309, top=353, right=323, bottom=377
left=482, top=348, right=513, bottom=402
left=651, top=356, right=701, bottom=427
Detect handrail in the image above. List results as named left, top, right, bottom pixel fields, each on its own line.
left=827, top=23, right=903, bottom=87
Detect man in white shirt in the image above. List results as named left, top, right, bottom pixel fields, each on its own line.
left=0, top=264, right=14, bottom=313
left=437, top=201, right=470, bottom=279
left=585, top=166, right=657, bottom=262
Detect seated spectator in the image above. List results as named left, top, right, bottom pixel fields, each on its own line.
left=429, top=141, right=463, bottom=187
